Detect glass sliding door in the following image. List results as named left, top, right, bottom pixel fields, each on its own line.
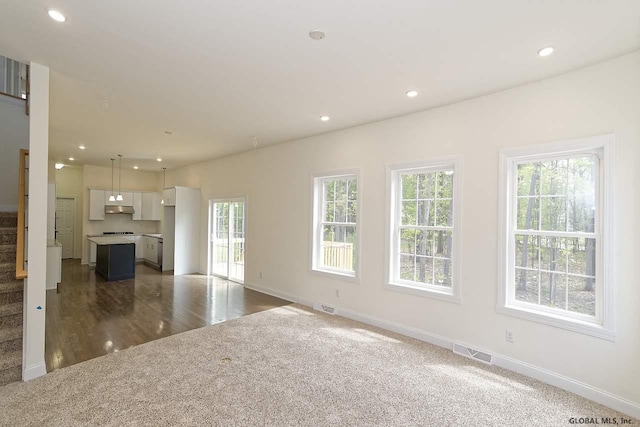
left=209, top=199, right=245, bottom=283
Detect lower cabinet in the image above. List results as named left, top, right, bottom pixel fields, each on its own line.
left=143, top=236, right=158, bottom=265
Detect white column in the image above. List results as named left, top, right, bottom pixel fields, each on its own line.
left=22, top=62, right=49, bottom=381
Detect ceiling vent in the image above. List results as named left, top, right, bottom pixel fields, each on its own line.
left=453, top=342, right=493, bottom=365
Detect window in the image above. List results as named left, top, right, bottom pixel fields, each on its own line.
left=498, top=135, right=614, bottom=340
left=312, top=172, right=359, bottom=279
left=387, top=159, right=461, bottom=302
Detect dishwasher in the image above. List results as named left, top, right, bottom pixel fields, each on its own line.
left=157, top=238, right=163, bottom=270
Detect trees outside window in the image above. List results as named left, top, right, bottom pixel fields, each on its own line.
left=499, top=135, right=614, bottom=340
left=387, top=159, right=461, bottom=302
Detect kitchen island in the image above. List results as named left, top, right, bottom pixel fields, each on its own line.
left=87, top=236, right=136, bottom=281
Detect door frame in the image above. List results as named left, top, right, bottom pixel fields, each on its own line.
left=207, top=196, right=247, bottom=284
left=56, top=196, right=76, bottom=259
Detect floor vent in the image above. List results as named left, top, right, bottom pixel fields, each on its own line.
left=313, top=303, right=337, bottom=315
left=453, top=342, right=493, bottom=365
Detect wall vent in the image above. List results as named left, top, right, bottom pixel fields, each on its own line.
left=453, top=342, right=493, bottom=365
left=313, top=303, right=337, bottom=315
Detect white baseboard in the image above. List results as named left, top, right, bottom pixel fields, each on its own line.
left=0, top=204, right=18, bottom=212
left=23, top=362, right=47, bottom=381
left=244, top=281, right=314, bottom=307
left=244, top=281, right=640, bottom=419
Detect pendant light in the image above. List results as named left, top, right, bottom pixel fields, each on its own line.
left=160, top=167, right=166, bottom=205
left=108, top=158, right=116, bottom=202
left=116, top=154, right=124, bottom=201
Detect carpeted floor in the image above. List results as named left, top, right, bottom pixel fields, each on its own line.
left=0, top=304, right=634, bottom=426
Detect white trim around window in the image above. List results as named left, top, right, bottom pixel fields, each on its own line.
left=311, top=169, right=361, bottom=283
left=385, top=157, right=462, bottom=303
left=497, top=134, right=615, bottom=341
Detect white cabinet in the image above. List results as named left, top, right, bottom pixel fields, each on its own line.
left=120, top=192, right=134, bottom=206
left=134, top=236, right=144, bottom=260
left=46, top=242, right=62, bottom=290
left=163, top=188, right=176, bottom=206
left=132, top=192, right=142, bottom=220
left=143, top=236, right=158, bottom=264
left=89, top=240, right=97, bottom=264
left=89, top=189, right=106, bottom=220
left=142, top=193, right=162, bottom=220
left=162, top=186, right=200, bottom=274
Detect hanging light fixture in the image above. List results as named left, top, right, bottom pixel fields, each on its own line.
left=108, top=158, right=116, bottom=202
left=116, top=154, right=124, bottom=201
left=161, top=167, right=166, bottom=205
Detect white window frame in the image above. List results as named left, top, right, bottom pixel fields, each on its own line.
left=311, top=170, right=361, bottom=282
left=385, top=157, right=462, bottom=303
left=497, top=134, right=615, bottom=341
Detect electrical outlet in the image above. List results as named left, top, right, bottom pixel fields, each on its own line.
left=505, top=329, right=514, bottom=343
left=335, top=289, right=340, bottom=298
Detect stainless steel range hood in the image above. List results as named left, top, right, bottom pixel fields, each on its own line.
left=105, top=205, right=135, bottom=214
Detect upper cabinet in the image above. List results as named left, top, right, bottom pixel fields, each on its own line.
left=89, top=189, right=106, bottom=220
left=90, top=189, right=162, bottom=221
left=163, top=188, right=176, bottom=206
left=132, top=192, right=143, bottom=221
left=141, top=192, right=162, bottom=221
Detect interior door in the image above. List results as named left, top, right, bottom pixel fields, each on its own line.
left=210, top=199, right=245, bottom=283
left=56, top=197, right=75, bottom=259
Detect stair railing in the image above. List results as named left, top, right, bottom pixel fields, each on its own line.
left=16, top=149, right=28, bottom=279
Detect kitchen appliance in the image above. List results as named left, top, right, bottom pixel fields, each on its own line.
left=105, top=205, right=135, bottom=215
left=157, top=238, right=163, bottom=270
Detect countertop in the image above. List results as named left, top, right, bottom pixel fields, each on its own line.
left=87, top=236, right=136, bottom=245
left=47, top=239, right=62, bottom=248
left=143, top=234, right=162, bottom=238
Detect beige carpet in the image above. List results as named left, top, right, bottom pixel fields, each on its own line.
left=0, top=304, right=634, bottom=426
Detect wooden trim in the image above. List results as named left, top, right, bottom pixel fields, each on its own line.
left=16, top=149, right=28, bottom=279
left=0, top=91, right=25, bottom=101
left=25, top=64, right=29, bottom=116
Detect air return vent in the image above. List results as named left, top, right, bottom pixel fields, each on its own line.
left=453, top=342, right=493, bottom=365
left=313, top=303, right=337, bottom=315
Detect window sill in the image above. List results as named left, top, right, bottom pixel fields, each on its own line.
left=385, top=281, right=460, bottom=304
left=311, top=268, right=359, bottom=284
left=496, top=305, right=615, bottom=341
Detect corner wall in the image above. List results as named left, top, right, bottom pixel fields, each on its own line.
left=169, top=52, right=640, bottom=410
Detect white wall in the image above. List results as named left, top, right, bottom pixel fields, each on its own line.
left=80, top=165, right=161, bottom=263
left=54, top=166, right=83, bottom=258
left=23, top=63, right=49, bottom=381
left=0, top=95, right=29, bottom=211
left=168, top=52, right=640, bottom=409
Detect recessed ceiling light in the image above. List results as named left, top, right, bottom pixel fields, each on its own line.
left=309, top=30, right=325, bottom=40
left=47, top=9, right=66, bottom=22
left=156, top=158, right=162, bottom=162
left=320, top=115, right=330, bottom=122
left=68, top=157, right=74, bottom=161
left=79, top=145, right=85, bottom=150
left=538, top=46, right=554, bottom=57
left=133, top=166, right=139, bottom=170
left=406, top=90, right=418, bottom=98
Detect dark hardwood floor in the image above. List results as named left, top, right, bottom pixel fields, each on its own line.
left=45, top=260, right=291, bottom=372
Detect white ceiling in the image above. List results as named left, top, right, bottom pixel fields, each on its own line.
left=0, top=0, right=639, bottom=171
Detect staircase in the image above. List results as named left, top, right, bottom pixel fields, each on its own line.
left=0, top=212, right=23, bottom=386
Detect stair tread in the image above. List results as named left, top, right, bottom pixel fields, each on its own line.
left=0, top=263, right=15, bottom=273
left=0, top=325, right=21, bottom=343
left=0, top=281, right=23, bottom=294
left=0, top=350, right=21, bottom=371
left=0, top=303, right=22, bottom=317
